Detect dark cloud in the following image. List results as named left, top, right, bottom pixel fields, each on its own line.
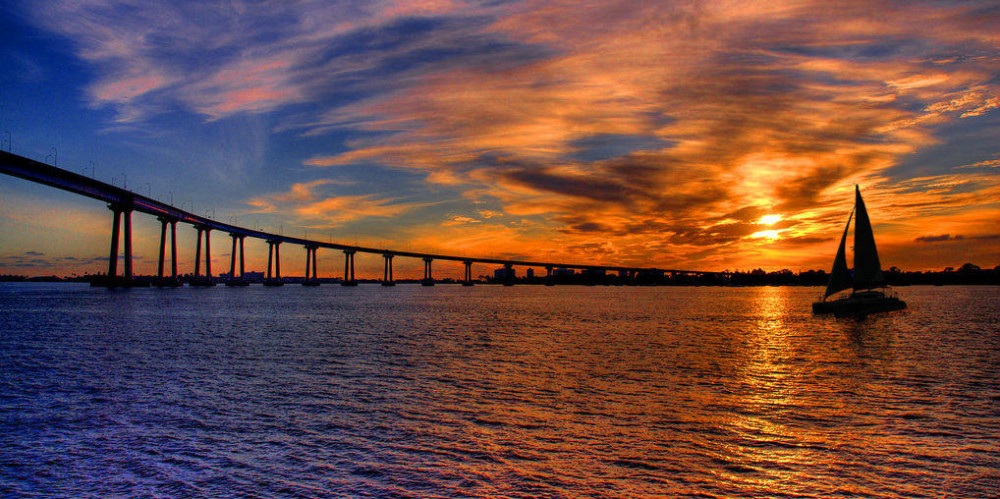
left=775, top=235, right=834, bottom=246
left=565, top=242, right=617, bottom=255
left=567, top=222, right=607, bottom=233
left=915, top=234, right=1000, bottom=243
left=502, top=167, right=637, bottom=204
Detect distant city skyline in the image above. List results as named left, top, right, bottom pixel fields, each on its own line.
left=2, top=1, right=998, bottom=278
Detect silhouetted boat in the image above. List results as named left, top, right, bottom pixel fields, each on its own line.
left=812, top=186, right=906, bottom=317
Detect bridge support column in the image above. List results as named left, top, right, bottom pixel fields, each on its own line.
left=204, top=229, right=211, bottom=279
left=191, top=226, right=215, bottom=286
left=96, top=201, right=136, bottom=287
left=381, top=253, right=395, bottom=286
left=462, top=260, right=474, bottom=286
left=229, top=235, right=238, bottom=277
left=239, top=236, right=245, bottom=277
left=421, top=257, right=434, bottom=286
left=158, top=219, right=167, bottom=278
left=170, top=220, right=178, bottom=279
left=266, top=242, right=273, bottom=278
left=342, top=250, right=357, bottom=286
left=226, top=234, right=249, bottom=286
left=264, top=240, right=283, bottom=286
left=303, top=245, right=320, bottom=286
left=503, top=263, right=515, bottom=286
left=122, top=208, right=133, bottom=279
left=154, top=217, right=180, bottom=287
left=544, top=265, right=554, bottom=286
left=107, top=206, right=122, bottom=279
left=194, top=227, right=203, bottom=277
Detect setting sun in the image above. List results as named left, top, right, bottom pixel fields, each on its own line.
left=758, top=215, right=783, bottom=225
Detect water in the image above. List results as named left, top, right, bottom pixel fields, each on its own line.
left=2, top=283, right=998, bottom=498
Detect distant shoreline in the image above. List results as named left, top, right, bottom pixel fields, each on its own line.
left=3, top=265, right=998, bottom=288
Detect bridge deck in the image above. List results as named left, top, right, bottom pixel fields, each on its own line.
left=1, top=150, right=719, bottom=275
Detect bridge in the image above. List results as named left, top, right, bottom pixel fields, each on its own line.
left=1, top=150, right=723, bottom=287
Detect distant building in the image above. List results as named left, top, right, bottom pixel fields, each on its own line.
left=553, top=268, right=574, bottom=276
left=494, top=267, right=516, bottom=280
left=221, top=271, right=265, bottom=282
left=526, top=268, right=534, bottom=278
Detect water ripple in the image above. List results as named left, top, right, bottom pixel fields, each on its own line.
left=1, top=283, right=998, bottom=498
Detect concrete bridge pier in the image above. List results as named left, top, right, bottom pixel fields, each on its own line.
left=154, top=217, right=181, bottom=287
left=544, top=265, right=555, bottom=286
left=303, top=245, right=320, bottom=286
left=191, top=225, right=215, bottom=286
left=264, top=240, right=283, bottom=286
left=421, top=257, right=434, bottom=286
left=381, top=253, right=395, bottom=286
left=226, top=234, right=249, bottom=286
left=342, top=249, right=357, bottom=286
left=122, top=206, right=132, bottom=279
left=106, top=206, right=122, bottom=278
left=462, top=260, right=474, bottom=286
left=94, top=201, right=139, bottom=287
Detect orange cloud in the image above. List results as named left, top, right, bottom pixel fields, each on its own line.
left=290, top=1, right=999, bottom=269
left=25, top=0, right=1000, bottom=271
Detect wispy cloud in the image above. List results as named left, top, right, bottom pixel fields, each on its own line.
left=23, top=0, right=1000, bottom=269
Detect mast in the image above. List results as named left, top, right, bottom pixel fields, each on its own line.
left=824, top=207, right=854, bottom=298
left=852, top=185, right=884, bottom=290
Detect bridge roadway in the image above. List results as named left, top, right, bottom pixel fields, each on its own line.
left=1, top=150, right=721, bottom=284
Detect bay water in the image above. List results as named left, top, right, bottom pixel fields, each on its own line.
left=2, top=283, right=998, bottom=497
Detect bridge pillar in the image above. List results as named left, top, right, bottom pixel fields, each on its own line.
left=122, top=207, right=132, bottom=279
left=239, top=235, right=245, bottom=277
left=462, top=260, right=474, bottom=286
left=194, top=226, right=203, bottom=277
left=226, top=234, right=249, bottom=286
left=98, top=201, right=134, bottom=287
left=229, top=235, right=237, bottom=278
left=503, top=262, right=515, bottom=286
left=303, top=245, right=320, bottom=286
left=107, top=206, right=122, bottom=278
left=170, top=220, right=178, bottom=278
left=157, top=218, right=167, bottom=278
left=266, top=241, right=273, bottom=278
left=342, top=249, right=357, bottom=286
left=191, top=225, right=215, bottom=286
left=544, top=265, right=555, bottom=286
left=421, top=257, right=434, bottom=286
left=204, top=229, right=211, bottom=278
left=381, top=253, right=395, bottom=286
left=154, top=217, right=180, bottom=286
left=264, top=240, right=283, bottom=286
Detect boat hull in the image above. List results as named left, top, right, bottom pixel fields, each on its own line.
left=813, top=291, right=906, bottom=317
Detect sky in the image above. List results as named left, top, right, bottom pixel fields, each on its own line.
left=1, top=0, right=998, bottom=278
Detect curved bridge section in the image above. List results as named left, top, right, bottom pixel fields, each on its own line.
left=1, top=150, right=721, bottom=286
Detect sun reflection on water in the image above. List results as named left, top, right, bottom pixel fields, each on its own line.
left=718, top=285, right=822, bottom=490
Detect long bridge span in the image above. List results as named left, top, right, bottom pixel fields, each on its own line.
left=1, top=150, right=723, bottom=287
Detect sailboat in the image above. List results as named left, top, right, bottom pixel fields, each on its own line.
left=812, top=185, right=906, bottom=317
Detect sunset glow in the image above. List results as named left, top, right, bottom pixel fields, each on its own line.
left=1, top=1, right=998, bottom=277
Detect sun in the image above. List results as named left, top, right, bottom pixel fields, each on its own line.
left=757, top=214, right=782, bottom=225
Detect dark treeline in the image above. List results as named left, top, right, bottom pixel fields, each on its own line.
left=2, top=262, right=998, bottom=286
left=484, top=262, right=1000, bottom=286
